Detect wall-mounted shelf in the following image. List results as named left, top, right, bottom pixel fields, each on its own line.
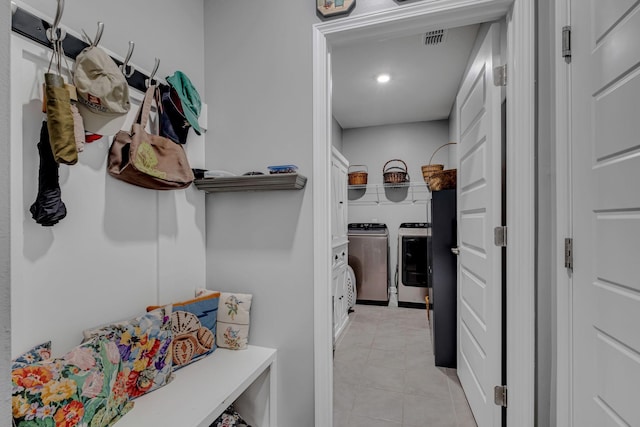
left=347, top=182, right=431, bottom=205
left=194, top=173, right=307, bottom=193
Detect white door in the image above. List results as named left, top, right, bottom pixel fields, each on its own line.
left=570, top=3, right=640, bottom=425
left=456, top=23, right=503, bottom=427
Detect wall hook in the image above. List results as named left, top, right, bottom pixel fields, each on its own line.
left=81, top=21, right=104, bottom=47
left=145, top=58, right=160, bottom=88
left=119, top=41, right=135, bottom=78
left=45, top=0, right=66, bottom=42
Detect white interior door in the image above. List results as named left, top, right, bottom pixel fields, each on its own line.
left=456, top=23, right=502, bottom=427
left=570, top=3, right=640, bottom=425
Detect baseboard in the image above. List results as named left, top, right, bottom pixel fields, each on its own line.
left=398, top=301, right=427, bottom=309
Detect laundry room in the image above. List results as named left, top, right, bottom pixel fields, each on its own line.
left=341, top=122, right=452, bottom=307
left=331, top=24, right=479, bottom=310
left=330, top=20, right=495, bottom=427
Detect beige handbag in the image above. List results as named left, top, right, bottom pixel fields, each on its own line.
left=108, top=85, right=194, bottom=190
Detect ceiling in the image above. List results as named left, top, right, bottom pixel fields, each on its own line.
left=331, top=24, right=480, bottom=130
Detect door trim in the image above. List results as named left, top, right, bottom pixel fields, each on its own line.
left=504, top=1, right=536, bottom=424
left=312, top=1, right=535, bottom=426
left=554, top=0, right=572, bottom=425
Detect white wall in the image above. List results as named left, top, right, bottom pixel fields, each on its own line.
left=1, top=1, right=11, bottom=424
left=10, top=0, right=207, bottom=357
left=16, top=0, right=206, bottom=90
left=342, top=120, right=450, bottom=286
left=202, top=2, right=316, bottom=426
left=332, top=116, right=343, bottom=151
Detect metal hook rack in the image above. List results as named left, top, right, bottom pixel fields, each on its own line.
left=145, top=58, right=160, bottom=88
left=45, top=0, right=66, bottom=42
left=81, top=21, right=104, bottom=47
left=11, top=3, right=166, bottom=94
left=120, top=41, right=135, bottom=78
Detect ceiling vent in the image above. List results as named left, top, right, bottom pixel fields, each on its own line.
left=424, top=29, right=447, bottom=46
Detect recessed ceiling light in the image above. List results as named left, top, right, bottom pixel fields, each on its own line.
left=376, top=74, right=390, bottom=83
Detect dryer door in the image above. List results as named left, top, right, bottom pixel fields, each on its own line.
left=401, top=235, right=430, bottom=287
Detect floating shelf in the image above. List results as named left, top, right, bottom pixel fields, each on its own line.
left=194, top=173, right=307, bottom=193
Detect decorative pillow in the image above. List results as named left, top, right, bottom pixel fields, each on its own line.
left=12, top=341, right=52, bottom=369
left=210, top=404, right=251, bottom=427
left=148, top=292, right=220, bottom=369
left=83, top=306, right=174, bottom=398
left=11, top=336, right=133, bottom=427
left=196, top=288, right=252, bottom=350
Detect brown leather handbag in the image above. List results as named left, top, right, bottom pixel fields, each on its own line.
left=107, top=85, right=194, bottom=190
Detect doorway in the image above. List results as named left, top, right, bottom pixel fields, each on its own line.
left=330, top=19, right=503, bottom=427
left=312, top=1, right=535, bottom=426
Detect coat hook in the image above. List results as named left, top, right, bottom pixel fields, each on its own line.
left=120, top=41, right=135, bottom=78
left=145, top=58, right=160, bottom=88
left=81, top=21, right=104, bottom=47
left=46, top=0, right=66, bottom=42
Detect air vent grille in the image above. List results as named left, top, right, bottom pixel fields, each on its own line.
left=424, top=29, right=447, bottom=46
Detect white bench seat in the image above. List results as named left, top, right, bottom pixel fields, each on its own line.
left=117, top=345, right=277, bottom=427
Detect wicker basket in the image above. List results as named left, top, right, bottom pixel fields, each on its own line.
left=421, top=164, right=444, bottom=181
left=428, top=169, right=457, bottom=191
left=383, top=159, right=409, bottom=185
left=348, top=165, right=368, bottom=185
left=422, top=142, right=457, bottom=184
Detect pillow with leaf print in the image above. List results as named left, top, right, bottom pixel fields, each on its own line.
left=83, top=305, right=174, bottom=398
left=196, top=288, right=252, bottom=350
left=11, top=335, right=133, bottom=427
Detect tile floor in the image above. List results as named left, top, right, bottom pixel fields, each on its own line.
left=333, top=304, right=478, bottom=427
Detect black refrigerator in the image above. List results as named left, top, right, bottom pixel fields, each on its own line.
left=429, top=188, right=457, bottom=368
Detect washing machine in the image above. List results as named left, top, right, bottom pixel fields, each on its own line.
left=397, top=222, right=431, bottom=308
left=348, top=223, right=389, bottom=304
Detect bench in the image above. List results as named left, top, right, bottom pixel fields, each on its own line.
left=117, top=345, right=277, bottom=427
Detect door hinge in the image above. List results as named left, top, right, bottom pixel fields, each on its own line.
left=564, top=238, right=573, bottom=270
left=494, top=226, right=507, bottom=247
left=493, top=64, right=507, bottom=87
left=562, top=25, right=572, bottom=63
left=494, top=385, right=508, bottom=407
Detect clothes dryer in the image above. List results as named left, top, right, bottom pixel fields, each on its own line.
left=347, top=223, right=389, bottom=304
left=397, top=222, right=431, bottom=308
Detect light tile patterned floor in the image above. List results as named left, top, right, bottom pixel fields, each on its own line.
left=333, top=304, right=478, bottom=427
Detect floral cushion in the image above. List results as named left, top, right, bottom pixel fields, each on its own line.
left=11, top=336, right=133, bottom=427
left=196, top=289, right=252, bottom=350
left=12, top=341, right=52, bottom=369
left=148, top=292, right=220, bottom=369
left=83, top=306, right=174, bottom=398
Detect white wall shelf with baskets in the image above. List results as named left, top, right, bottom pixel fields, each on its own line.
left=347, top=182, right=431, bottom=206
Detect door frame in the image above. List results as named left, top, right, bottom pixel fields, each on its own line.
left=553, top=0, right=572, bottom=425
left=312, top=0, right=535, bottom=426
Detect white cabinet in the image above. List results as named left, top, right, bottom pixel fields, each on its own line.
left=332, top=245, right=349, bottom=338
left=331, top=148, right=349, bottom=244
left=331, top=148, right=349, bottom=342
